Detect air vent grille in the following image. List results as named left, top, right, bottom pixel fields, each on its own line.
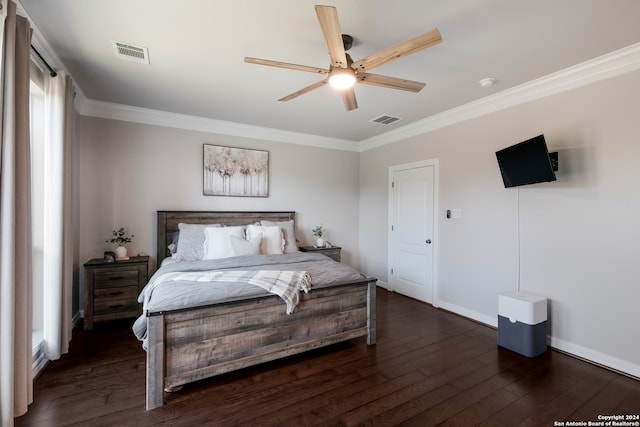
left=111, top=41, right=149, bottom=64
left=370, top=114, right=402, bottom=125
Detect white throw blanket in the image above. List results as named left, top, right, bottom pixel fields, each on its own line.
left=144, top=270, right=312, bottom=314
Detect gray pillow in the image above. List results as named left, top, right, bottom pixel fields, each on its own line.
left=260, top=219, right=299, bottom=253
left=175, top=223, right=221, bottom=261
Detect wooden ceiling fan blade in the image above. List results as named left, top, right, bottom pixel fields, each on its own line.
left=358, top=73, right=426, bottom=92
left=315, top=5, right=349, bottom=68
left=278, top=79, right=327, bottom=102
left=340, top=87, right=358, bottom=111
left=352, top=28, right=442, bottom=73
left=244, top=57, right=329, bottom=75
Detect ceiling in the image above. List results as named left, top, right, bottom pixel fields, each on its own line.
left=17, top=0, right=640, bottom=145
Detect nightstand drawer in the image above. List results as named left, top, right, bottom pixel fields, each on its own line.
left=94, top=268, right=140, bottom=288
left=94, top=285, right=139, bottom=302
left=94, top=287, right=140, bottom=315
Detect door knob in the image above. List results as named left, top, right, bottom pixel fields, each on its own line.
left=425, top=239, right=432, bottom=244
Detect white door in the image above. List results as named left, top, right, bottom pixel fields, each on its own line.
left=389, top=162, right=436, bottom=304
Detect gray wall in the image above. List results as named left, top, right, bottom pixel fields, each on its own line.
left=359, top=68, right=640, bottom=377
left=77, top=116, right=360, bottom=279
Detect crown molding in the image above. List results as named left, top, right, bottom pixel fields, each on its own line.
left=17, top=0, right=90, bottom=102
left=78, top=41, right=640, bottom=154
left=18, top=0, right=358, bottom=153
left=358, top=42, right=640, bottom=152
left=17, top=2, right=55, bottom=66
left=70, top=38, right=640, bottom=154
left=75, top=96, right=360, bottom=152
left=16, top=0, right=640, bottom=154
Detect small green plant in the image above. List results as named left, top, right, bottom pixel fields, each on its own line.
left=106, top=227, right=134, bottom=246
left=312, top=225, right=324, bottom=238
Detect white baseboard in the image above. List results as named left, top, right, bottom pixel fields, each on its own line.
left=375, top=280, right=389, bottom=290
left=434, top=300, right=640, bottom=379
left=435, top=300, right=498, bottom=328
left=376, top=284, right=498, bottom=328
left=550, top=336, right=640, bottom=379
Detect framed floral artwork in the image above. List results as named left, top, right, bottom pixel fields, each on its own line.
left=203, top=144, right=269, bottom=197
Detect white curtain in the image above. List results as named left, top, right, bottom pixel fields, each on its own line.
left=42, top=70, right=74, bottom=360
left=0, top=1, right=33, bottom=425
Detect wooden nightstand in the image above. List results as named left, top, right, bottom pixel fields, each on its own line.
left=83, top=255, right=149, bottom=329
left=299, top=245, right=341, bottom=262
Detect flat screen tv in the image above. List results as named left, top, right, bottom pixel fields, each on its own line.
left=496, top=134, right=557, bottom=188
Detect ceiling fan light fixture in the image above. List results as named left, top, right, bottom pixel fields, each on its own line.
left=328, top=68, right=356, bottom=89
left=245, top=5, right=441, bottom=110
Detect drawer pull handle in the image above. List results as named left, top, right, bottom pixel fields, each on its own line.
left=109, top=276, right=125, bottom=281
left=109, top=304, right=125, bottom=309
left=109, top=291, right=124, bottom=296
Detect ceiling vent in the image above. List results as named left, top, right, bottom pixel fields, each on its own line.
left=111, top=40, right=150, bottom=64
left=370, top=114, right=402, bottom=125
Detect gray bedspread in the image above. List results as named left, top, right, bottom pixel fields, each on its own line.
left=132, top=252, right=366, bottom=346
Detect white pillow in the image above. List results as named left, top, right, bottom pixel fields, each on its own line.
left=260, top=219, right=299, bottom=253
left=230, top=235, right=261, bottom=256
left=246, top=225, right=284, bottom=255
left=203, top=226, right=245, bottom=260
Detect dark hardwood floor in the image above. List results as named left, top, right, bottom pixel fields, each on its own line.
left=16, top=289, right=640, bottom=426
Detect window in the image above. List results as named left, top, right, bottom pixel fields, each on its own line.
left=30, top=59, right=46, bottom=372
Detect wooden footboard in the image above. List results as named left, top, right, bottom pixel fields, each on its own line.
left=146, top=278, right=376, bottom=410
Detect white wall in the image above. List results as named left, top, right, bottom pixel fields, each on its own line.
left=77, top=116, right=360, bottom=281
left=359, top=69, right=640, bottom=377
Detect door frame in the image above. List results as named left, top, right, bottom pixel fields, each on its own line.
left=388, top=158, right=440, bottom=307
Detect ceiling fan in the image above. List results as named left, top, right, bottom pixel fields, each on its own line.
left=244, top=5, right=442, bottom=111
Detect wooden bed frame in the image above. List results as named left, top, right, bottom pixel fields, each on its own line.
left=145, top=211, right=376, bottom=409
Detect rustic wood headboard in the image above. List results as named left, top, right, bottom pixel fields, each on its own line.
left=156, top=211, right=296, bottom=265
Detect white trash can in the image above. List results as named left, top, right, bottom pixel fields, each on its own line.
left=498, top=291, right=547, bottom=357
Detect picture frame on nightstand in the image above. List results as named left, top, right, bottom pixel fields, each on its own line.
left=103, top=251, right=116, bottom=263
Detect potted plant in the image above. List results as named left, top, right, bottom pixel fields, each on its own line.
left=312, top=225, right=325, bottom=248
left=106, top=227, right=134, bottom=260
